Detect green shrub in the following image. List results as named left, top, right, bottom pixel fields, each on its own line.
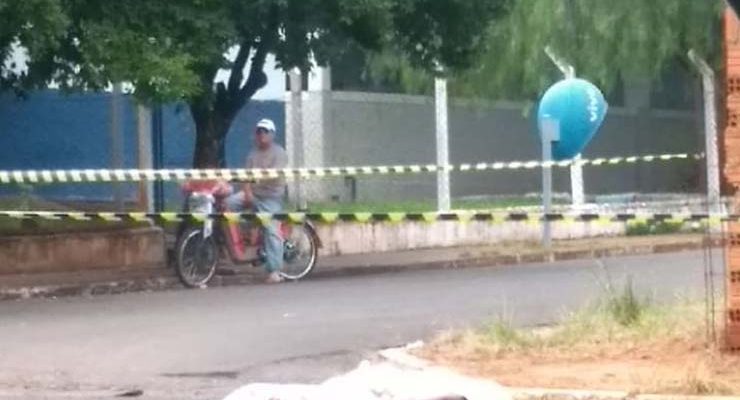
left=626, top=221, right=684, bottom=236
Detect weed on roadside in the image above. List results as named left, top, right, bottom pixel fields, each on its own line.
left=442, top=277, right=702, bottom=355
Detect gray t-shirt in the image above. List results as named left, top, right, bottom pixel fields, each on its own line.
left=247, top=144, right=288, bottom=199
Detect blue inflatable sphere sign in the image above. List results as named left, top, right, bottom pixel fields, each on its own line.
left=537, top=78, right=608, bottom=160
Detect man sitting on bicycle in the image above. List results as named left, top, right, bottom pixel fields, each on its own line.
left=225, top=118, right=288, bottom=284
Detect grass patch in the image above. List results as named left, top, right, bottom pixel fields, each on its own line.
left=0, top=187, right=39, bottom=211
left=472, top=281, right=671, bottom=352
left=0, top=195, right=149, bottom=235
left=669, top=373, right=732, bottom=396
left=0, top=218, right=150, bottom=236
left=625, top=220, right=700, bottom=236
left=420, top=281, right=736, bottom=395
left=606, top=277, right=644, bottom=327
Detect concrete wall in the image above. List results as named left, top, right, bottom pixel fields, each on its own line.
left=316, top=220, right=625, bottom=256
left=0, top=227, right=166, bottom=274
left=316, top=92, right=701, bottom=202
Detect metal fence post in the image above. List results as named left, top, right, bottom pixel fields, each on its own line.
left=136, top=105, right=154, bottom=213
left=151, top=105, right=165, bottom=212
left=288, top=69, right=307, bottom=210
left=435, top=77, right=451, bottom=212
left=688, top=49, right=722, bottom=215
left=110, top=83, right=124, bottom=211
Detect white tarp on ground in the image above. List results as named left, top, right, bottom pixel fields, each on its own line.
left=223, top=348, right=510, bottom=400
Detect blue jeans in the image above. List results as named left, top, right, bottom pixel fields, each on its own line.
left=225, top=192, right=284, bottom=273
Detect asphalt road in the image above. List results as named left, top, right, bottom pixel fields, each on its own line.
left=0, top=250, right=720, bottom=399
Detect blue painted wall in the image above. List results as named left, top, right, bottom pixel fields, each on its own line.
left=160, top=100, right=285, bottom=208
left=161, top=100, right=286, bottom=168
left=0, top=90, right=284, bottom=207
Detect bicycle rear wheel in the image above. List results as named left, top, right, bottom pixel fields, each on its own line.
left=280, top=223, right=319, bottom=281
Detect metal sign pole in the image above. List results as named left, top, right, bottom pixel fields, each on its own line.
left=571, top=154, right=585, bottom=208
left=541, top=118, right=560, bottom=249
left=435, top=77, right=451, bottom=212
left=545, top=46, right=584, bottom=210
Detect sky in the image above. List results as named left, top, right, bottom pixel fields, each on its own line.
left=4, top=44, right=286, bottom=101
left=215, top=47, right=285, bottom=101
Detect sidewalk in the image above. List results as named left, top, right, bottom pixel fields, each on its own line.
left=0, top=234, right=719, bottom=301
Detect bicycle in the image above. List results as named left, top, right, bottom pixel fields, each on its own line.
left=174, top=188, right=320, bottom=288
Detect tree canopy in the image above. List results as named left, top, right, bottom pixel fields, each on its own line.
left=730, top=0, right=740, bottom=16
left=0, top=0, right=68, bottom=92
left=1, top=0, right=507, bottom=166
left=345, top=0, right=724, bottom=101
left=463, top=0, right=723, bottom=99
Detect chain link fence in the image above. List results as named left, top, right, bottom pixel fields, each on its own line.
left=0, top=69, right=718, bottom=220
left=286, top=70, right=710, bottom=216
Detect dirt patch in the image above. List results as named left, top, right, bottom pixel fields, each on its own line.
left=423, top=338, right=740, bottom=395
left=418, top=301, right=740, bottom=395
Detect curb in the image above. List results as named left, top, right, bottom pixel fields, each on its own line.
left=311, top=238, right=717, bottom=280
left=0, top=237, right=718, bottom=301
left=0, top=274, right=181, bottom=301
left=511, top=387, right=740, bottom=400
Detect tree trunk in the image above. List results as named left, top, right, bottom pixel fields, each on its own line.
left=191, top=106, right=236, bottom=168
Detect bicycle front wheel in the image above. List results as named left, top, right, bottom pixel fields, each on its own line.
left=175, top=227, right=219, bottom=288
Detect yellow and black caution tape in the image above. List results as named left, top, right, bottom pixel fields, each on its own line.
left=0, top=211, right=728, bottom=225
left=0, top=153, right=700, bottom=185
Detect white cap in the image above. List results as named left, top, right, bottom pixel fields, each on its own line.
left=256, top=118, right=276, bottom=133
